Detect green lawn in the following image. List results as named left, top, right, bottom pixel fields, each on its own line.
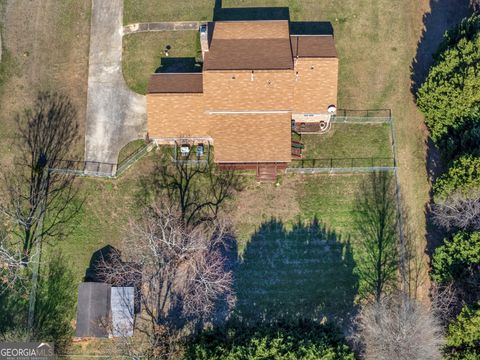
left=121, top=0, right=429, bottom=255
left=235, top=217, right=358, bottom=324
left=123, top=31, right=201, bottom=94
left=292, top=123, right=394, bottom=168
left=124, top=0, right=214, bottom=24
left=233, top=173, right=368, bottom=323
left=43, top=154, right=153, bottom=285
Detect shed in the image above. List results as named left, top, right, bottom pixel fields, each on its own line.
left=110, top=287, right=134, bottom=337
left=76, top=282, right=111, bottom=337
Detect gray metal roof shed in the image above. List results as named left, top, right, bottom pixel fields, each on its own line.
left=76, top=282, right=111, bottom=338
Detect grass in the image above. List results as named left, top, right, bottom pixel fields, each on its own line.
left=233, top=173, right=367, bottom=322
left=43, top=154, right=154, bottom=285
left=122, top=0, right=430, bottom=300
left=292, top=123, right=393, bottom=168
left=117, top=139, right=146, bottom=164
left=0, top=0, right=91, bottom=162
left=123, top=31, right=201, bottom=94
left=0, top=0, right=433, bottom=352
left=124, top=0, right=214, bottom=24
left=234, top=217, right=358, bottom=323
left=121, top=0, right=428, bottom=246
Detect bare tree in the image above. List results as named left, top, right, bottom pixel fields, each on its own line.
left=353, top=172, right=398, bottom=302
left=471, top=0, right=480, bottom=11
left=0, top=91, right=81, bottom=264
left=0, top=227, right=34, bottom=290
left=432, top=192, right=480, bottom=232
left=145, top=146, right=242, bottom=227
left=354, top=294, right=444, bottom=360
left=99, top=203, right=234, bottom=359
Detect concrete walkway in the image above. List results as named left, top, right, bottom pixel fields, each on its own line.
left=85, top=0, right=146, bottom=175
left=123, top=21, right=201, bottom=35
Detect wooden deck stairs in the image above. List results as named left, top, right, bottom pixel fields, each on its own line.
left=256, top=165, right=277, bottom=182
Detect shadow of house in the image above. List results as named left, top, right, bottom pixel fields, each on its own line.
left=155, top=57, right=202, bottom=74
left=213, top=6, right=290, bottom=21
left=213, top=5, right=332, bottom=36
left=234, top=218, right=358, bottom=326
left=290, top=21, right=334, bottom=35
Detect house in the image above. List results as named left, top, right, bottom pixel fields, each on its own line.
left=147, top=19, right=338, bottom=179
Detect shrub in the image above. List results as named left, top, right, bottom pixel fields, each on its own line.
left=444, top=303, right=480, bottom=359
left=433, top=156, right=480, bottom=200
left=417, top=14, right=480, bottom=149
left=431, top=232, right=480, bottom=284
left=185, top=320, right=355, bottom=360
left=33, top=253, right=77, bottom=353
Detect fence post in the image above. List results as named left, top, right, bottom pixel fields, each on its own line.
left=330, top=158, right=333, bottom=169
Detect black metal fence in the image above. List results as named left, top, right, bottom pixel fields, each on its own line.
left=334, top=109, right=392, bottom=118
left=49, top=143, right=151, bottom=178
left=290, top=157, right=395, bottom=169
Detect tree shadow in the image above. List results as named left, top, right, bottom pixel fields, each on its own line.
left=410, top=0, right=471, bottom=96
left=234, top=218, right=358, bottom=326
left=411, top=0, right=472, bottom=259
left=155, top=57, right=202, bottom=73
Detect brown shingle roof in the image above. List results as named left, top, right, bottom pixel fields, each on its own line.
left=204, top=39, right=293, bottom=70
left=148, top=73, right=203, bottom=94
left=290, top=35, right=337, bottom=58
left=209, top=112, right=292, bottom=162
left=212, top=20, right=290, bottom=40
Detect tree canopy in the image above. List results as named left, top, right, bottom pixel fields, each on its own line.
left=433, top=155, right=480, bottom=200
left=417, top=14, right=480, bottom=154
left=445, top=303, right=480, bottom=360
left=431, top=231, right=480, bottom=284
left=185, top=320, right=354, bottom=360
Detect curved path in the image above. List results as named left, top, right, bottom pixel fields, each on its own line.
left=85, top=0, right=146, bottom=175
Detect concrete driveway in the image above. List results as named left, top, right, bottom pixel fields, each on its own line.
left=85, top=0, right=146, bottom=175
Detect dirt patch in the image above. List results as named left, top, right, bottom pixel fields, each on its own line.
left=0, top=0, right=91, bottom=163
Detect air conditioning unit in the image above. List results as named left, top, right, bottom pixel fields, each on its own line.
left=196, top=144, right=204, bottom=157
left=180, top=144, right=190, bottom=156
